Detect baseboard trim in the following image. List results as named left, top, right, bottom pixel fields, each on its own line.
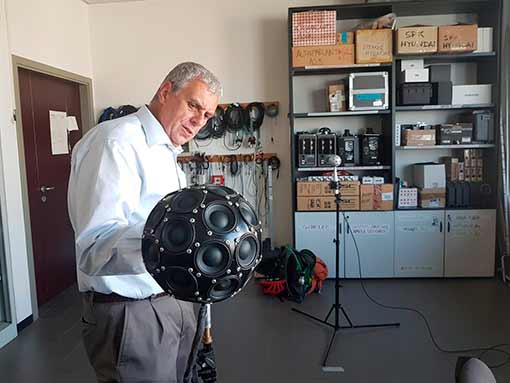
left=16, top=315, right=33, bottom=332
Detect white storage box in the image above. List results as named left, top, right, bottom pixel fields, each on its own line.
left=475, top=27, right=493, bottom=53
left=414, top=163, right=446, bottom=189
left=401, top=59, right=424, bottom=71
left=400, top=68, right=429, bottom=83
left=398, top=188, right=418, bottom=208
left=452, top=84, right=492, bottom=105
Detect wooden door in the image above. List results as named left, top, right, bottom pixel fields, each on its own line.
left=18, top=68, right=83, bottom=306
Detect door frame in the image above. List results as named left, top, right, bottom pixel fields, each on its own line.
left=12, top=55, right=94, bottom=319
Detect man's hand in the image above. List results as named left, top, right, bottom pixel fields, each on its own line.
left=196, top=346, right=217, bottom=383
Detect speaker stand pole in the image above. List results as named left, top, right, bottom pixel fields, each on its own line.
left=292, top=182, right=400, bottom=371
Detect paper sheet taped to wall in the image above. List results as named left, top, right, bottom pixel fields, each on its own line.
left=49, top=110, right=69, bottom=155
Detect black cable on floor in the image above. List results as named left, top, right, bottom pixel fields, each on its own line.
left=342, top=212, right=510, bottom=370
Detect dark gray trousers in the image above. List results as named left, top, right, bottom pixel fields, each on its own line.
left=81, top=293, right=196, bottom=383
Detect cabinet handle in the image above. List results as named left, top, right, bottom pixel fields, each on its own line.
left=440, top=222, right=443, bottom=232
left=448, top=222, right=451, bottom=233
left=339, top=223, right=342, bottom=234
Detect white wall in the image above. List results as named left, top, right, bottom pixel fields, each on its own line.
left=88, top=0, right=356, bottom=246
left=6, top=0, right=93, bottom=78
left=2, top=0, right=92, bottom=323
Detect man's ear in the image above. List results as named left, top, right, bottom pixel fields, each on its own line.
left=157, top=81, right=173, bottom=103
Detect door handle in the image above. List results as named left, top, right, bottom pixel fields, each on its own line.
left=40, top=186, right=56, bottom=193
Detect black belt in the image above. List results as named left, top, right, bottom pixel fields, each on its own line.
left=91, top=291, right=168, bottom=303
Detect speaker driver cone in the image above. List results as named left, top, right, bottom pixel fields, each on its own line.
left=235, top=234, right=259, bottom=269
left=170, top=189, right=204, bottom=213
left=142, top=241, right=160, bottom=271
left=203, top=202, right=236, bottom=233
left=161, top=218, right=195, bottom=253
left=208, top=276, right=240, bottom=301
left=239, top=200, right=259, bottom=227
left=207, top=185, right=237, bottom=198
left=195, top=241, right=231, bottom=277
left=164, top=267, right=198, bottom=297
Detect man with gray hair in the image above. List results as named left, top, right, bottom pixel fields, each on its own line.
left=68, top=62, right=221, bottom=382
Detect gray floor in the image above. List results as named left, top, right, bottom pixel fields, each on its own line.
left=0, top=278, right=509, bottom=382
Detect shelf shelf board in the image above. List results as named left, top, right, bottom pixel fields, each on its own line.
left=397, top=144, right=495, bottom=150
left=294, top=110, right=391, bottom=118
left=395, top=104, right=495, bottom=111
left=297, top=165, right=391, bottom=172
left=395, top=51, right=496, bottom=61
left=292, top=62, right=391, bottom=75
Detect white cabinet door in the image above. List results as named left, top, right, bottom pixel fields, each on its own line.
left=395, top=210, right=445, bottom=277
left=294, top=212, right=343, bottom=278
left=444, top=209, right=496, bottom=277
left=344, top=211, right=394, bottom=278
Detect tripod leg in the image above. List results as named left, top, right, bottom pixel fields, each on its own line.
left=340, top=306, right=353, bottom=328
left=324, top=305, right=334, bottom=323
left=321, top=329, right=345, bottom=372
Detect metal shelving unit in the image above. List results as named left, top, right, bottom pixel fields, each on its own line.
left=396, top=104, right=495, bottom=111
left=297, top=165, right=391, bottom=172
left=294, top=110, right=391, bottom=118
left=396, top=144, right=495, bottom=150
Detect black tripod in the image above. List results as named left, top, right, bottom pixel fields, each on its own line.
left=292, top=165, right=400, bottom=370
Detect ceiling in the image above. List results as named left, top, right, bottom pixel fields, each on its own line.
left=81, top=0, right=145, bottom=4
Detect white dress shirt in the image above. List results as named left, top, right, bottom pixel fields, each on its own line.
left=68, top=105, right=186, bottom=298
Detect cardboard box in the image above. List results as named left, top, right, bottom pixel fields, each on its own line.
left=401, top=59, right=424, bottom=71
left=442, top=157, right=459, bottom=181
left=362, top=176, right=374, bottom=184
left=419, top=188, right=446, bottom=208
left=360, top=184, right=374, bottom=210
left=374, top=184, right=393, bottom=210
left=297, top=181, right=324, bottom=196
left=396, top=25, right=438, bottom=54
left=400, top=68, right=429, bottom=83
left=340, top=181, right=360, bottom=196
left=414, top=163, right=446, bottom=189
left=337, top=31, right=354, bottom=45
left=328, top=83, right=346, bottom=112
left=355, top=29, right=393, bottom=64
left=292, top=43, right=355, bottom=67
left=296, top=181, right=358, bottom=196
left=452, top=84, right=492, bottom=105
left=402, top=129, right=436, bottom=146
left=292, top=10, right=336, bottom=47
left=296, top=196, right=359, bottom=211
left=438, top=24, right=477, bottom=53
left=359, top=184, right=393, bottom=210
left=474, top=27, right=493, bottom=53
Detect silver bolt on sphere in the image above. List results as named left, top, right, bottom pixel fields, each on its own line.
left=203, top=190, right=208, bottom=194
left=155, top=239, right=160, bottom=244
left=212, top=279, right=217, bottom=284
left=194, top=242, right=200, bottom=247
left=228, top=201, right=233, bottom=206
left=194, top=291, right=200, bottom=296
left=207, top=231, right=213, bottom=236
left=225, top=240, right=231, bottom=245
left=226, top=269, right=231, bottom=274
left=156, top=269, right=160, bottom=273
left=235, top=202, right=240, bottom=207
left=161, top=266, right=166, bottom=271
left=198, top=297, right=202, bottom=301
left=186, top=249, right=192, bottom=254
left=159, top=247, right=164, bottom=252
left=238, top=273, right=243, bottom=278
left=164, top=204, right=169, bottom=209
left=190, top=218, right=196, bottom=223
left=150, top=229, right=155, bottom=234
left=163, top=217, right=168, bottom=222
left=237, top=267, right=241, bottom=272
left=196, top=273, right=202, bottom=278
left=225, top=196, right=230, bottom=200
left=150, top=273, right=154, bottom=277
left=259, top=220, right=262, bottom=225
left=251, top=266, right=255, bottom=271
left=206, top=298, right=211, bottom=302
left=188, top=267, right=194, bottom=273
left=235, top=227, right=240, bottom=232
left=200, top=204, right=206, bottom=208
left=193, top=209, right=198, bottom=214
left=166, top=208, right=171, bottom=212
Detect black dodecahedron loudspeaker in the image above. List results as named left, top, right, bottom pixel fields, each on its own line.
left=142, top=185, right=262, bottom=303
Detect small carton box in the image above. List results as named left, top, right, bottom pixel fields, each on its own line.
left=340, top=181, right=360, bottom=196
left=337, top=31, right=354, bottom=45
left=401, top=59, right=424, bottom=71
left=438, top=24, right=477, bottom=53
left=442, top=157, right=459, bottom=181
left=403, top=129, right=436, bottom=146
left=452, top=84, right=492, bottom=105
left=400, top=68, right=429, bottom=83
left=339, top=195, right=360, bottom=211
left=360, top=184, right=374, bottom=210
left=297, top=196, right=335, bottom=211
left=355, top=29, right=393, bottom=64
left=374, top=184, right=394, bottom=210
left=398, top=187, right=418, bottom=208
left=328, top=83, right=347, bottom=112
left=297, top=181, right=323, bottom=196
left=292, top=43, right=355, bottom=67
left=362, top=176, right=374, bottom=184
left=373, top=177, right=385, bottom=185
left=419, top=188, right=446, bottom=209
left=396, top=25, right=438, bottom=54
left=414, top=163, right=446, bottom=189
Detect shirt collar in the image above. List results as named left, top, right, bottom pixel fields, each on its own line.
left=136, top=105, right=183, bottom=154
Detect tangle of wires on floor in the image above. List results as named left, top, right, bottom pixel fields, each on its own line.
left=342, top=211, right=510, bottom=370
